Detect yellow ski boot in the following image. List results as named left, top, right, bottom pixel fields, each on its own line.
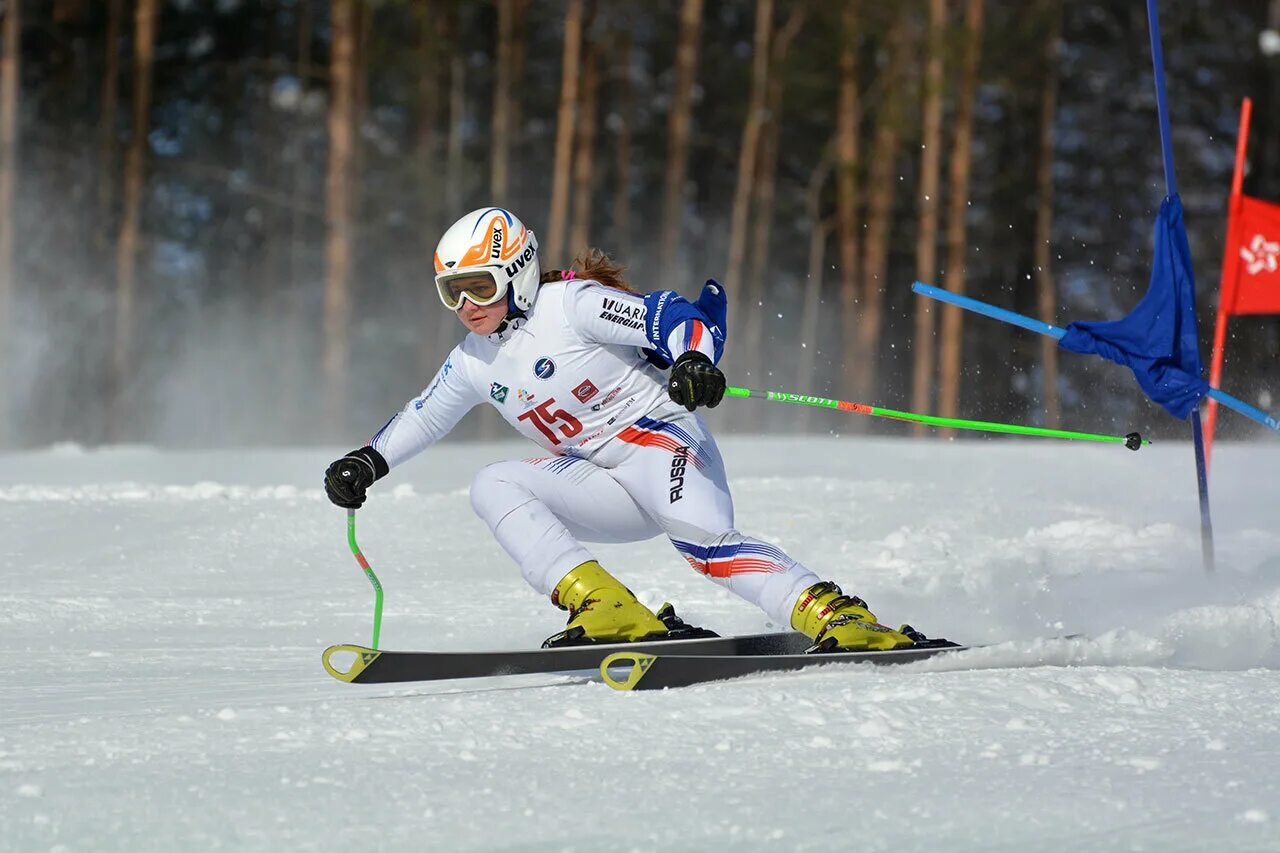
left=542, top=561, right=670, bottom=648
left=792, top=581, right=915, bottom=652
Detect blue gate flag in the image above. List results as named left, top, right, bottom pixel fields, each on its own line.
left=1058, top=194, right=1209, bottom=419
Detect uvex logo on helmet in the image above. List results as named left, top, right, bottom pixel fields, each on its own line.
left=489, top=219, right=505, bottom=260
left=505, top=243, right=537, bottom=279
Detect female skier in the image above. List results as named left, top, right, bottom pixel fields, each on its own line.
left=324, top=207, right=913, bottom=651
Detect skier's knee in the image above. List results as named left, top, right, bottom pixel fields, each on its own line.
left=469, top=462, right=528, bottom=520
left=691, top=528, right=744, bottom=550
left=669, top=527, right=744, bottom=572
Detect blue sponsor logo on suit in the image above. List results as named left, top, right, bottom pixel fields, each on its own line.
left=533, top=357, right=556, bottom=380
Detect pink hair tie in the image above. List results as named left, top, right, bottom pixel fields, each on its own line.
left=562, top=270, right=577, bottom=281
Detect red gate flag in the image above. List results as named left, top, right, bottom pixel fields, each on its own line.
left=1207, top=97, right=1280, bottom=462
left=1223, top=194, right=1280, bottom=315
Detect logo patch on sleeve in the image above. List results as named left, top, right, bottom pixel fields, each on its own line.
left=490, top=383, right=509, bottom=403
left=572, top=379, right=600, bottom=403
left=599, top=297, right=646, bottom=330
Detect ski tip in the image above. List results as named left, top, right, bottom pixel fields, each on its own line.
left=322, top=644, right=381, bottom=683
left=600, top=651, right=658, bottom=691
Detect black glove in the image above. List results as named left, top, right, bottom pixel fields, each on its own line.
left=324, top=446, right=389, bottom=509
left=667, top=351, right=726, bottom=412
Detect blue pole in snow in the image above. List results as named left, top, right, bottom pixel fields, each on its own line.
left=1146, top=0, right=1214, bottom=574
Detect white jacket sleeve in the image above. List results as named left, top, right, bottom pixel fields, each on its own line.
left=370, top=347, right=480, bottom=470
left=563, top=281, right=715, bottom=361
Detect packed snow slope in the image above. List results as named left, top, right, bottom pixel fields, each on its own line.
left=3, top=435, right=1279, bottom=852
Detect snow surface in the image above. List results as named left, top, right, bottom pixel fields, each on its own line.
left=3, top=436, right=1279, bottom=851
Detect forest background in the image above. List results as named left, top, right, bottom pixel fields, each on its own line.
left=0, top=0, right=1277, bottom=448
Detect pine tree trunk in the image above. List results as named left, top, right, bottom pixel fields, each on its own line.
left=724, top=0, right=772, bottom=356
left=743, top=4, right=806, bottom=386
left=508, top=0, right=528, bottom=202
left=0, top=0, right=18, bottom=443
left=445, top=5, right=465, bottom=217
left=97, top=0, right=123, bottom=251
left=909, top=0, right=946, bottom=435
left=111, top=0, right=158, bottom=440
left=851, top=12, right=910, bottom=403
left=743, top=112, right=780, bottom=386
left=291, top=0, right=314, bottom=277
left=53, top=0, right=83, bottom=23
left=416, top=3, right=438, bottom=186
left=491, top=0, right=514, bottom=203
left=569, top=43, right=599, bottom=259
left=836, top=0, right=861, bottom=401
left=545, top=0, right=585, bottom=267
left=797, top=149, right=835, bottom=433
left=658, top=0, right=704, bottom=287
left=323, top=0, right=357, bottom=433
left=1035, top=0, right=1063, bottom=428
left=433, top=7, right=466, bottom=387
left=351, top=0, right=371, bottom=222
left=260, top=10, right=285, bottom=415
left=611, top=16, right=633, bottom=259
left=419, top=2, right=453, bottom=378
left=283, top=0, right=314, bottom=437
left=936, top=0, right=985, bottom=435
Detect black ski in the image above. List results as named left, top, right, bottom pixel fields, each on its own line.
left=600, top=639, right=967, bottom=691
left=322, top=631, right=812, bottom=684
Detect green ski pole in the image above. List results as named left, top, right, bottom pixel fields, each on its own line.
left=346, top=508, right=384, bottom=648
left=725, top=386, right=1147, bottom=449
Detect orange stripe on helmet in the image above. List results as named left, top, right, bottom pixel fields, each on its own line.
left=498, top=224, right=529, bottom=261
left=458, top=215, right=504, bottom=268
left=433, top=251, right=445, bottom=273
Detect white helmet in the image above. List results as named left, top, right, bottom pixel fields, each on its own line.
left=433, top=207, right=541, bottom=312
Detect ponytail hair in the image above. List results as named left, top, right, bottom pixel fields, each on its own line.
left=539, top=248, right=637, bottom=293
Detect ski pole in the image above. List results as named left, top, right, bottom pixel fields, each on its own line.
left=725, top=386, right=1148, bottom=449
left=346, top=508, right=384, bottom=648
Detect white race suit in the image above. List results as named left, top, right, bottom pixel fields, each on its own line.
left=369, top=279, right=821, bottom=625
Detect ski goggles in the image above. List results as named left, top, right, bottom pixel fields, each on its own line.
left=436, top=271, right=508, bottom=311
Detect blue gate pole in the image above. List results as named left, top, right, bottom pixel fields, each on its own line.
left=1147, top=0, right=1215, bottom=574
left=912, top=282, right=1280, bottom=434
